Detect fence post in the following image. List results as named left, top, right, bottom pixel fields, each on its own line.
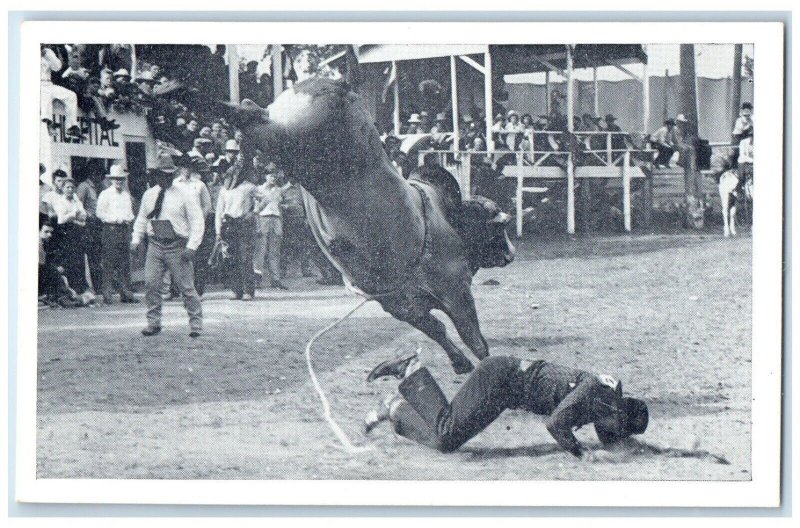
left=516, top=152, right=524, bottom=238
left=623, top=151, right=632, bottom=232
left=567, top=152, right=575, bottom=234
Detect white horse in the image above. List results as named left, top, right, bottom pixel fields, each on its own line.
left=718, top=169, right=753, bottom=237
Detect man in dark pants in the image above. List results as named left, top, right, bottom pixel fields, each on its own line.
left=76, top=168, right=104, bottom=293
left=96, top=164, right=138, bottom=304
left=131, top=153, right=205, bottom=337
left=364, top=354, right=649, bottom=459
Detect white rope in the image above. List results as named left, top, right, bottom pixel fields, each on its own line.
left=304, top=297, right=374, bottom=454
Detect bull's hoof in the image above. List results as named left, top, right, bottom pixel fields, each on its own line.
left=451, top=357, right=474, bottom=375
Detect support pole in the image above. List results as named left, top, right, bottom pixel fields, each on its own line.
left=566, top=45, right=576, bottom=235
left=484, top=51, right=494, bottom=151
left=642, top=45, right=650, bottom=133
left=545, top=70, right=551, bottom=116
left=731, top=44, right=743, bottom=129
left=593, top=66, right=599, bottom=117
left=516, top=153, right=524, bottom=238
left=623, top=151, right=632, bottom=232
left=227, top=44, right=240, bottom=104
left=450, top=55, right=460, bottom=151
left=271, top=45, right=283, bottom=102
left=131, top=45, right=137, bottom=81
left=393, top=61, right=400, bottom=135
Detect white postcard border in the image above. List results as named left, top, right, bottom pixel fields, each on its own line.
left=15, top=20, right=784, bottom=507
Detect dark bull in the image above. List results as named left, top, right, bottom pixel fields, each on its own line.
left=222, top=77, right=514, bottom=374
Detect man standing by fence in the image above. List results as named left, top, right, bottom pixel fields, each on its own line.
left=131, top=153, right=205, bottom=338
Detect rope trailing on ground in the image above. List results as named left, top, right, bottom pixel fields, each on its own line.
left=304, top=297, right=374, bottom=454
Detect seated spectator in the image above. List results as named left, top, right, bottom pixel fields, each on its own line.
left=504, top=110, right=525, bottom=150
left=649, top=119, right=678, bottom=168
left=405, top=113, right=422, bottom=135
left=419, top=111, right=431, bottom=133
left=430, top=113, right=449, bottom=134
left=97, top=68, right=115, bottom=99
left=604, top=114, right=626, bottom=153
left=520, top=113, right=534, bottom=131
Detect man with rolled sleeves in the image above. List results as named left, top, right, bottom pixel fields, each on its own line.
left=131, top=153, right=205, bottom=338
left=364, top=354, right=649, bottom=460
left=96, top=164, right=138, bottom=305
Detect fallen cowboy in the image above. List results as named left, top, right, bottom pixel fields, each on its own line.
left=364, top=353, right=649, bottom=460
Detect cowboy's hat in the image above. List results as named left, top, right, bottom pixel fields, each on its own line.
left=106, top=164, right=129, bottom=179
left=113, top=68, right=131, bottom=78
left=604, top=114, right=617, bottom=122
left=676, top=114, right=689, bottom=123
left=407, top=113, right=422, bottom=124
left=435, top=112, right=447, bottom=122
left=507, top=110, right=519, bottom=119
left=150, top=152, right=178, bottom=174
left=224, top=139, right=240, bottom=151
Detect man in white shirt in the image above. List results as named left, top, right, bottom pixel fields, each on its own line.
left=254, top=164, right=292, bottom=290
left=51, top=178, right=90, bottom=295
left=215, top=162, right=258, bottom=300
left=175, top=157, right=214, bottom=295
left=41, top=168, right=69, bottom=218
left=131, top=153, right=205, bottom=337
left=732, top=103, right=753, bottom=143
left=96, top=164, right=138, bottom=305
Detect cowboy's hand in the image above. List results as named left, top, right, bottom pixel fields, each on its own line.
left=181, top=248, right=196, bottom=262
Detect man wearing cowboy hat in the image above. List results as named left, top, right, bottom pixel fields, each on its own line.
left=213, top=138, right=241, bottom=176
left=131, top=152, right=205, bottom=337
left=430, top=112, right=449, bottom=134
left=649, top=118, right=679, bottom=168
left=418, top=111, right=431, bottom=133
left=175, top=157, right=215, bottom=296
left=603, top=114, right=626, bottom=152
left=187, top=137, right=214, bottom=161
left=96, top=164, right=138, bottom=305
left=404, top=113, right=422, bottom=135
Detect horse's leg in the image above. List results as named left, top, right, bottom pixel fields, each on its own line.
left=407, top=312, right=475, bottom=375
left=438, top=284, right=489, bottom=362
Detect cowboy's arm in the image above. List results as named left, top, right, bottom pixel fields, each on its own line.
left=544, top=377, right=599, bottom=457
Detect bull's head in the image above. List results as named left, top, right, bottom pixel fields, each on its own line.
left=460, top=196, right=516, bottom=271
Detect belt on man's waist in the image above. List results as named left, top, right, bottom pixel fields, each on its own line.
left=150, top=235, right=188, bottom=245
left=103, top=221, right=131, bottom=227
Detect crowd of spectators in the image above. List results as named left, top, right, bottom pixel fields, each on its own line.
left=38, top=46, right=341, bottom=308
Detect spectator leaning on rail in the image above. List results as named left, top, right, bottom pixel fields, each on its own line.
left=131, top=152, right=205, bottom=338
left=96, top=164, right=138, bottom=305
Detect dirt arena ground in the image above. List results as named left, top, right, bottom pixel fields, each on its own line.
left=36, top=233, right=751, bottom=481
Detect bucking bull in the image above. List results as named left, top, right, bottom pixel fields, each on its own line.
left=224, top=77, right=514, bottom=374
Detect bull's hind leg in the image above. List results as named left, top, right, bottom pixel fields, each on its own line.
left=408, top=312, right=475, bottom=374
left=440, top=285, right=489, bottom=362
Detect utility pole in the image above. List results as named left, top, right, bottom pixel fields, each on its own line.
left=731, top=44, right=743, bottom=130
left=679, top=44, right=703, bottom=228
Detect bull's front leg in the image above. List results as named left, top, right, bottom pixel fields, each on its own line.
left=408, top=312, right=475, bottom=374
left=440, top=284, right=489, bottom=362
